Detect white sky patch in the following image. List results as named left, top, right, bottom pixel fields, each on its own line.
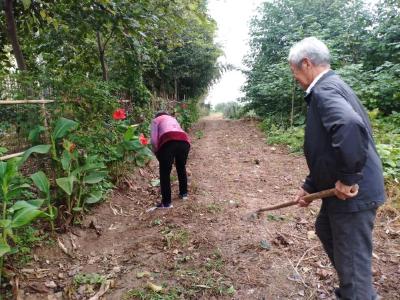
left=205, top=0, right=264, bottom=106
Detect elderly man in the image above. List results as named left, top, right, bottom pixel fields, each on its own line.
left=289, top=37, right=385, bottom=300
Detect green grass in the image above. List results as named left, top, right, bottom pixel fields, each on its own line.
left=161, top=226, right=190, bottom=249
left=122, top=287, right=180, bottom=300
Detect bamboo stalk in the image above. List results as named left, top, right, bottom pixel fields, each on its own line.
left=0, top=99, right=55, bottom=104
left=0, top=151, right=24, bottom=161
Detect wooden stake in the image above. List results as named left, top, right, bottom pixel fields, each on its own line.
left=0, top=151, right=24, bottom=161
left=0, top=99, right=55, bottom=104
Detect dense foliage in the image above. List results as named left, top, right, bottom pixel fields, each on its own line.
left=244, top=0, right=399, bottom=121
left=0, top=0, right=220, bottom=285
left=243, top=0, right=400, bottom=182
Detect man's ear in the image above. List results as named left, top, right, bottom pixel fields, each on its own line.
left=302, top=57, right=313, bottom=69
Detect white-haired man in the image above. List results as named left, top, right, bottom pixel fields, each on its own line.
left=289, top=37, right=385, bottom=300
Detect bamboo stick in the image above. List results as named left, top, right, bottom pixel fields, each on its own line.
left=0, top=151, right=24, bottom=161
left=0, top=100, right=55, bottom=104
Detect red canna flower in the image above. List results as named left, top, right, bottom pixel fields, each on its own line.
left=113, top=108, right=126, bottom=120
left=180, top=103, right=188, bottom=109
left=139, top=133, right=148, bottom=145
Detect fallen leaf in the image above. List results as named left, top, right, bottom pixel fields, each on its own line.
left=146, top=281, right=162, bottom=292
left=316, top=268, right=333, bottom=279
left=136, top=271, right=151, bottom=278
left=307, top=230, right=317, bottom=240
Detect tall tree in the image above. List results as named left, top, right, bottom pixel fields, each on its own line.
left=3, top=0, right=27, bottom=70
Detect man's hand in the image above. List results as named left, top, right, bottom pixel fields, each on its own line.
left=295, top=187, right=310, bottom=207
left=335, top=180, right=359, bottom=200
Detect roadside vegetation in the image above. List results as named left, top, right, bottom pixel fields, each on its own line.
left=240, top=0, right=399, bottom=207
left=0, top=0, right=219, bottom=294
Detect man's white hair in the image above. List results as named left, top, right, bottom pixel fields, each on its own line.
left=288, top=37, right=330, bottom=67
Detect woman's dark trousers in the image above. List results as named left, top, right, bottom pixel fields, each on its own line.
left=156, top=141, right=190, bottom=206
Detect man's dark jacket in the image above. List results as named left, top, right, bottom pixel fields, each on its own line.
left=303, top=70, right=385, bottom=212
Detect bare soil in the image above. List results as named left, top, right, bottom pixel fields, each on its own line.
left=16, top=115, right=400, bottom=299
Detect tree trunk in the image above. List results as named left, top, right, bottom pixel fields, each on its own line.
left=4, top=0, right=27, bottom=71
left=174, top=75, right=178, bottom=101
left=96, top=31, right=108, bottom=81
left=290, top=79, right=295, bottom=128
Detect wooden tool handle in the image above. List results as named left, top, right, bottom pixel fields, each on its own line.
left=255, top=184, right=359, bottom=214
left=302, top=188, right=336, bottom=202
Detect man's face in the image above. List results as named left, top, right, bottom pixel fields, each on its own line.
left=290, top=60, right=313, bottom=91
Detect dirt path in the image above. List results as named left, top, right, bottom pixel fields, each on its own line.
left=21, top=116, right=399, bottom=299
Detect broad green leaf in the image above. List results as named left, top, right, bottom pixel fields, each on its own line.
left=0, top=219, right=11, bottom=228
left=83, top=171, right=107, bottom=184
left=20, top=145, right=51, bottom=164
left=7, top=183, right=32, bottom=200
left=123, top=126, right=135, bottom=141
left=31, top=171, right=50, bottom=194
left=71, top=162, right=106, bottom=177
left=56, top=176, right=74, bottom=195
left=123, top=140, right=142, bottom=151
left=0, top=240, right=11, bottom=257
left=137, top=147, right=154, bottom=158
left=85, top=191, right=103, bottom=204
left=52, top=118, right=78, bottom=140
left=11, top=208, right=43, bottom=228
left=9, top=199, right=44, bottom=213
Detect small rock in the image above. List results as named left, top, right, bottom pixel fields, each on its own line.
left=45, top=281, right=57, bottom=288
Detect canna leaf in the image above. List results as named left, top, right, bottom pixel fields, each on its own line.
left=83, top=172, right=107, bottom=184
left=9, top=199, right=45, bottom=213
left=51, top=118, right=78, bottom=140
left=0, top=219, right=11, bottom=228
left=56, top=176, right=75, bottom=195
left=84, top=191, right=103, bottom=204
left=0, top=240, right=11, bottom=257
left=20, top=145, right=51, bottom=165
left=11, top=208, right=43, bottom=228
left=31, top=171, right=50, bottom=195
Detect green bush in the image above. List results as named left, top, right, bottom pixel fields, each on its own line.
left=260, top=118, right=304, bottom=153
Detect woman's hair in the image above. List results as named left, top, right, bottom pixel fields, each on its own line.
left=154, top=111, right=170, bottom=118
left=288, top=37, right=331, bottom=67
